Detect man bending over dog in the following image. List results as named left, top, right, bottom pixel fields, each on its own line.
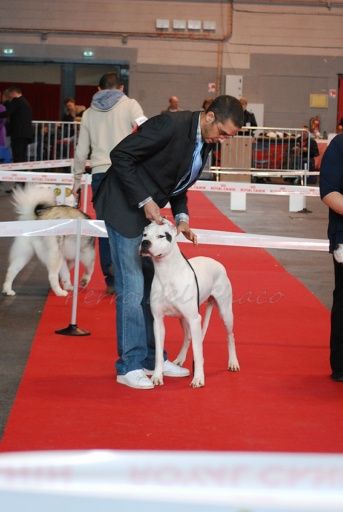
left=93, top=95, right=243, bottom=389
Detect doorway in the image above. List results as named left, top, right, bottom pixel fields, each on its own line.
left=0, top=61, right=130, bottom=121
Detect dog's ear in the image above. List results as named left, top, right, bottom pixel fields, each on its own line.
left=165, top=231, right=172, bottom=243
left=161, top=217, right=171, bottom=225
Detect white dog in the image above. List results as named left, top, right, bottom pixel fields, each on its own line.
left=140, top=219, right=240, bottom=388
left=2, top=184, right=95, bottom=297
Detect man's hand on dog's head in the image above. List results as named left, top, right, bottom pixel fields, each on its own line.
left=177, top=221, right=198, bottom=245
left=143, top=200, right=164, bottom=224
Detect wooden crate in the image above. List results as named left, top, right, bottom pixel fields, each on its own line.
left=219, top=136, right=252, bottom=182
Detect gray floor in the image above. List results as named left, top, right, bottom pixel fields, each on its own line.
left=0, top=186, right=333, bottom=439
left=207, top=192, right=333, bottom=310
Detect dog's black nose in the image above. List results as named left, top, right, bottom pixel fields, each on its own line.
left=141, top=239, right=151, bottom=251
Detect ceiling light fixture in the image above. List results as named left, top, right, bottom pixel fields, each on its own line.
left=3, top=48, right=14, bottom=56
left=83, top=49, right=94, bottom=58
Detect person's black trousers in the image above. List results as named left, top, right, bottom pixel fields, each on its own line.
left=11, top=138, right=30, bottom=163
left=330, top=257, right=343, bottom=374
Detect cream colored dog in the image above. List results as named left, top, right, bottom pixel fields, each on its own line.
left=2, top=184, right=95, bottom=297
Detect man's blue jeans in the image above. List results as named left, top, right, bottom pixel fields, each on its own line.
left=106, top=222, right=163, bottom=375
left=91, top=173, right=114, bottom=288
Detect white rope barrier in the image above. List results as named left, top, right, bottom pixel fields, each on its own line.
left=192, top=179, right=319, bottom=197
left=0, top=159, right=73, bottom=173
left=0, top=219, right=329, bottom=252
left=0, top=450, right=342, bottom=511
left=0, top=168, right=91, bottom=185
left=0, top=165, right=318, bottom=192
left=0, top=166, right=319, bottom=212
left=211, top=167, right=320, bottom=177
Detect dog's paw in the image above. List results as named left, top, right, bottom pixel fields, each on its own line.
left=228, top=360, right=240, bottom=372
left=173, top=355, right=186, bottom=366
left=80, top=277, right=90, bottom=288
left=55, top=289, right=69, bottom=297
left=2, top=288, right=16, bottom=296
left=151, top=373, right=164, bottom=386
left=62, top=282, right=73, bottom=291
left=191, top=375, right=205, bottom=388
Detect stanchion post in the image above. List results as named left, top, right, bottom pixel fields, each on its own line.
left=55, top=218, right=90, bottom=336
left=82, top=177, right=89, bottom=213
left=289, top=163, right=309, bottom=213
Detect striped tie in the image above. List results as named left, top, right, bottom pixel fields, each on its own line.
left=173, top=140, right=203, bottom=195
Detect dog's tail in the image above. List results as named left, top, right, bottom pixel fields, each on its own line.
left=11, top=184, right=56, bottom=220
left=201, top=297, right=215, bottom=340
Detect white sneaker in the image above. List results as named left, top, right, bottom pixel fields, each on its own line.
left=117, top=369, right=154, bottom=389
left=144, top=360, right=190, bottom=378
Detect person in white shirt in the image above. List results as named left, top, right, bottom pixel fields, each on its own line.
left=73, top=72, right=146, bottom=293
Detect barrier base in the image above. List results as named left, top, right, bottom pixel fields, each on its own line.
left=289, top=194, right=306, bottom=212
left=55, top=324, right=90, bottom=336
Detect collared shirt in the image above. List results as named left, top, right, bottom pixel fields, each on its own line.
left=172, top=115, right=203, bottom=196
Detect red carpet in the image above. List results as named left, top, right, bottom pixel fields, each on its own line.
left=1, top=191, right=342, bottom=453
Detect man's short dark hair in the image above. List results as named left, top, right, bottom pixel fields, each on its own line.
left=64, top=97, right=75, bottom=105
left=7, top=86, right=22, bottom=94
left=206, top=95, right=243, bottom=128
left=98, top=72, right=121, bottom=90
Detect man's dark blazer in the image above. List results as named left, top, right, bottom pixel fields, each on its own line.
left=93, top=111, right=213, bottom=237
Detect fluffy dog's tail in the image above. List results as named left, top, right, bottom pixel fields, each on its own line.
left=12, top=184, right=56, bottom=220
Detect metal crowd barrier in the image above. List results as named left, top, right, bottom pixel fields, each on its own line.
left=24, top=123, right=317, bottom=185
left=25, top=123, right=313, bottom=175
left=209, top=126, right=315, bottom=185
left=0, top=121, right=322, bottom=213
left=28, top=121, right=81, bottom=162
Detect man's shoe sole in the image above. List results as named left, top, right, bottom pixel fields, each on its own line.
left=144, top=369, right=190, bottom=378
left=331, top=373, right=343, bottom=382
left=116, top=376, right=154, bottom=389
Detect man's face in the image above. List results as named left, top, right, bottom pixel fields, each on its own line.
left=201, top=111, right=239, bottom=143
left=169, top=96, right=179, bottom=110
left=240, top=100, right=247, bottom=110
left=66, top=101, right=76, bottom=113
left=8, top=91, right=19, bottom=100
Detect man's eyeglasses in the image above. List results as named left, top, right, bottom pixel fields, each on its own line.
left=214, top=121, right=237, bottom=138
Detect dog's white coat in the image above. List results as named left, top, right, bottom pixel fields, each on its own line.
left=2, top=184, right=95, bottom=297
left=140, top=220, right=240, bottom=388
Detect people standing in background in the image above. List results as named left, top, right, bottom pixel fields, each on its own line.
left=72, top=72, right=146, bottom=294
left=0, top=86, right=33, bottom=163
left=62, top=98, right=86, bottom=123
left=320, top=133, right=343, bottom=382
left=291, top=128, right=319, bottom=185
left=162, top=95, right=182, bottom=113
left=0, top=91, right=11, bottom=164
left=239, top=97, right=257, bottom=127
left=309, top=115, right=321, bottom=138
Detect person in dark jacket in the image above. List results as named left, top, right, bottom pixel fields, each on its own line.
left=240, top=97, right=257, bottom=127
left=320, top=133, right=343, bottom=382
left=0, top=86, right=33, bottom=163
left=93, top=95, right=243, bottom=389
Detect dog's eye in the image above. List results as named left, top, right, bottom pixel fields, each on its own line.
left=157, top=235, right=165, bottom=239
